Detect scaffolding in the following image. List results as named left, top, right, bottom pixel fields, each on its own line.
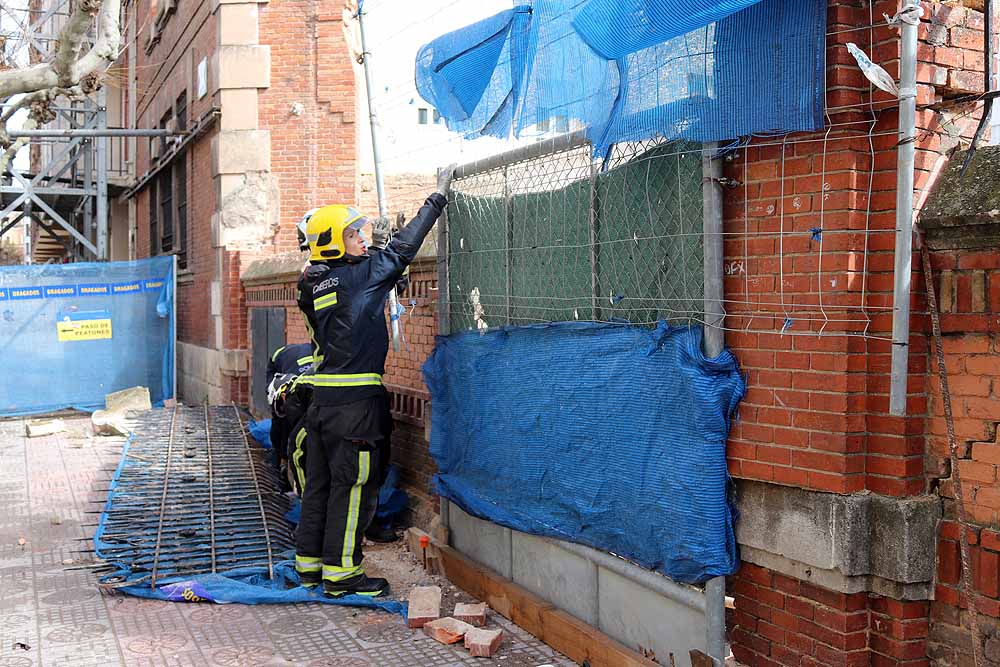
left=0, top=0, right=172, bottom=263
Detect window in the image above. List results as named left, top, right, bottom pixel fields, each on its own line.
left=149, top=179, right=159, bottom=256
left=175, top=91, right=187, bottom=131
left=418, top=108, right=429, bottom=125
left=158, top=169, right=173, bottom=253
left=175, top=155, right=188, bottom=269
left=158, top=109, right=171, bottom=158
left=174, top=92, right=188, bottom=269
left=433, top=109, right=442, bottom=124
left=148, top=93, right=190, bottom=268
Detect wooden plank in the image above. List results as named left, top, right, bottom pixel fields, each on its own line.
left=481, top=567, right=552, bottom=640
left=438, top=545, right=486, bottom=600
left=690, top=649, right=715, bottom=667
left=438, top=545, right=658, bottom=667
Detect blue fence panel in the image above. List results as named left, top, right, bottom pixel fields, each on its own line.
left=423, top=322, right=746, bottom=584
left=0, top=256, right=175, bottom=416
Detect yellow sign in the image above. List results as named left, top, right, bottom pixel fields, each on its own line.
left=57, top=318, right=113, bottom=342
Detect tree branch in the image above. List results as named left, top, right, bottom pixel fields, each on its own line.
left=0, top=0, right=121, bottom=99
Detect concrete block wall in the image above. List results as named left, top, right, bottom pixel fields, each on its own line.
left=448, top=504, right=714, bottom=667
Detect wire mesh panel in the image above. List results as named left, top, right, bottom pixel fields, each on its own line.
left=447, top=137, right=705, bottom=331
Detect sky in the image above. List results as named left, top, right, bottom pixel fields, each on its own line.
left=357, top=0, right=530, bottom=174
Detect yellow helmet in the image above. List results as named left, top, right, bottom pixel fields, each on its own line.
left=305, top=205, right=369, bottom=261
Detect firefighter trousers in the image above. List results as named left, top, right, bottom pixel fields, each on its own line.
left=294, top=395, right=392, bottom=585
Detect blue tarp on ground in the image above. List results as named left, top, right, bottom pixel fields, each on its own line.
left=93, top=435, right=406, bottom=615
left=0, top=256, right=175, bottom=416
left=416, top=0, right=826, bottom=155
left=424, top=322, right=745, bottom=583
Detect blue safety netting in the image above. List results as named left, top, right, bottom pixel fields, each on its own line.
left=423, top=322, right=745, bottom=584
left=93, top=434, right=407, bottom=614
left=0, top=257, right=175, bottom=416
left=415, top=0, right=826, bottom=155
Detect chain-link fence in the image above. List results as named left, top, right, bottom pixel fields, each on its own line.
left=445, top=134, right=706, bottom=332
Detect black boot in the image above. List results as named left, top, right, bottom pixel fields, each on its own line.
left=298, top=570, right=321, bottom=588
left=364, top=521, right=399, bottom=543
left=324, top=573, right=390, bottom=598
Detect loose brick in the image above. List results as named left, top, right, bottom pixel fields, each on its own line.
left=407, top=586, right=442, bottom=628
left=453, top=602, right=488, bottom=627
left=423, top=617, right=475, bottom=644
left=464, top=628, right=503, bottom=657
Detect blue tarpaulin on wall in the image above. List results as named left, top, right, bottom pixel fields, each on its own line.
left=415, top=0, right=826, bottom=155
left=0, top=256, right=175, bottom=416
left=423, top=322, right=746, bottom=584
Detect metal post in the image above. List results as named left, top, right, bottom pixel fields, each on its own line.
left=8, top=129, right=179, bottom=138
left=435, top=167, right=451, bottom=536
left=23, top=216, right=31, bottom=264
left=357, top=4, right=401, bottom=352
left=702, top=142, right=725, bottom=358
left=589, top=154, right=601, bottom=321
left=172, top=255, right=178, bottom=401
left=702, top=141, right=727, bottom=665
left=437, top=169, right=451, bottom=337
left=889, top=0, right=920, bottom=416
left=83, top=133, right=94, bottom=259
left=705, top=576, right=727, bottom=664
left=504, top=165, right=513, bottom=325
left=96, top=88, right=109, bottom=261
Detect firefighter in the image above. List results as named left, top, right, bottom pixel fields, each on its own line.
left=265, top=343, right=315, bottom=494
left=293, top=166, right=456, bottom=597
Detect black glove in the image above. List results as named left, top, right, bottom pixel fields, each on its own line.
left=395, top=274, right=410, bottom=296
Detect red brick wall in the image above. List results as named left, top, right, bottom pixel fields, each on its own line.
left=127, top=0, right=358, bottom=400
left=258, top=0, right=358, bottom=253
left=732, top=563, right=932, bottom=667
left=129, top=0, right=219, bottom=350
left=725, top=2, right=1000, bottom=665
left=923, top=251, right=1000, bottom=664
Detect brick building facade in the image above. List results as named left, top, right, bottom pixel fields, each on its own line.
left=123, top=0, right=357, bottom=403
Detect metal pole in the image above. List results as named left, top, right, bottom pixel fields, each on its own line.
left=357, top=4, right=401, bottom=352
left=23, top=216, right=31, bottom=264
left=705, top=576, right=727, bottom=665
left=83, top=134, right=94, bottom=260
left=435, top=166, right=451, bottom=537
left=437, top=168, right=451, bottom=337
left=889, top=0, right=919, bottom=416
left=589, top=153, right=600, bottom=321
left=702, top=141, right=727, bottom=665
left=702, top=143, right=725, bottom=358
left=8, top=128, right=180, bottom=138
left=504, top=165, right=513, bottom=325
left=172, top=254, right=178, bottom=401
left=96, top=88, right=109, bottom=261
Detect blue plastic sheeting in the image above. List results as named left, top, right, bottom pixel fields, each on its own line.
left=111, top=563, right=405, bottom=614
left=572, top=0, right=762, bottom=59
left=416, top=6, right=533, bottom=139
left=423, top=322, right=745, bottom=584
left=0, top=256, right=175, bottom=416
left=248, top=419, right=273, bottom=449
left=415, top=0, right=826, bottom=155
left=94, top=436, right=406, bottom=614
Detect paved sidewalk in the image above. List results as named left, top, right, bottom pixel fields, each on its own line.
left=0, top=415, right=573, bottom=667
